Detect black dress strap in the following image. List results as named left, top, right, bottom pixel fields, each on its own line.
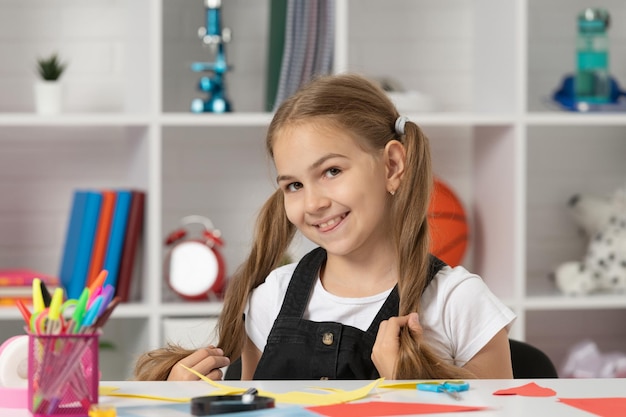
left=365, top=254, right=447, bottom=336
left=428, top=254, right=448, bottom=279
left=276, top=247, right=327, bottom=318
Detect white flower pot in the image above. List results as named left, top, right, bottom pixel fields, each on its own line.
left=34, top=81, right=62, bottom=115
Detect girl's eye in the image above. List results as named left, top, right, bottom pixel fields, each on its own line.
left=286, top=182, right=303, bottom=192
left=325, top=167, right=341, bottom=178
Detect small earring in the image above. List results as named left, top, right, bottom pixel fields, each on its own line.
left=389, top=189, right=395, bottom=196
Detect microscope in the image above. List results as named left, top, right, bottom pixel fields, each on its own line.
left=190, top=0, right=232, bottom=113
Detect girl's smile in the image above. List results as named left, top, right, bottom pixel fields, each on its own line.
left=312, top=212, right=348, bottom=232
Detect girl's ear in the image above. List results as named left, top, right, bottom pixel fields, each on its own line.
left=384, top=140, right=406, bottom=194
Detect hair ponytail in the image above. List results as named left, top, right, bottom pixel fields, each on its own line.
left=217, top=189, right=296, bottom=360
left=392, top=122, right=474, bottom=379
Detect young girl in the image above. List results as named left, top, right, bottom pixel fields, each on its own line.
left=134, top=73, right=516, bottom=381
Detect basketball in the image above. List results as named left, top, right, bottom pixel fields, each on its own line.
left=428, top=178, right=469, bottom=267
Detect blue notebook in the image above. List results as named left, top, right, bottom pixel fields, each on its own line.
left=59, top=190, right=103, bottom=299
left=102, top=190, right=132, bottom=289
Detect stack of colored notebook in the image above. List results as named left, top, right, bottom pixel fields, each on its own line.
left=59, top=189, right=145, bottom=301
left=0, top=269, right=59, bottom=306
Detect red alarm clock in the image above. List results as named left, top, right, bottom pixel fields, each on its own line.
left=164, top=215, right=226, bottom=300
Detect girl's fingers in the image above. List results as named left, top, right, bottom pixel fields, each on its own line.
left=205, top=367, right=225, bottom=381
left=377, top=315, right=410, bottom=339
left=382, top=313, right=421, bottom=333
left=206, top=346, right=225, bottom=356
left=375, top=313, right=422, bottom=350
left=193, top=353, right=231, bottom=377
left=170, top=347, right=230, bottom=380
left=406, top=312, right=423, bottom=335
left=177, top=347, right=222, bottom=368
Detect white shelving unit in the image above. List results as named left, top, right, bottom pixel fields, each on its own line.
left=0, top=0, right=625, bottom=379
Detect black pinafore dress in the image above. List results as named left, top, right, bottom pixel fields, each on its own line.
left=253, top=247, right=446, bottom=380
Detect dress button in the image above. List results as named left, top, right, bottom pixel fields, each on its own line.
left=322, top=332, right=334, bottom=345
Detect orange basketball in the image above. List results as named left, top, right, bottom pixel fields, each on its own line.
left=428, top=178, right=469, bottom=267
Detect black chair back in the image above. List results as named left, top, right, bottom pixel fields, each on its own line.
left=509, top=339, right=558, bottom=378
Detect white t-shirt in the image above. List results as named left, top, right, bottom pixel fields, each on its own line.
left=245, top=262, right=516, bottom=367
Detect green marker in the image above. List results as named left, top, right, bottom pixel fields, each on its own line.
left=70, top=288, right=90, bottom=334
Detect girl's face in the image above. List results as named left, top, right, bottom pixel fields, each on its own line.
left=273, top=122, right=393, bottom=258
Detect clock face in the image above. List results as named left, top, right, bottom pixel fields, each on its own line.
left=169, top=240, right=220, bottom=298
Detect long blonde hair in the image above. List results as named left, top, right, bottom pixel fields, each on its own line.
left=134, top=73, right=471, bottom=380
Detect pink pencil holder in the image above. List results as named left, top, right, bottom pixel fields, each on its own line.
left=28, top=332, right=99, bottom=417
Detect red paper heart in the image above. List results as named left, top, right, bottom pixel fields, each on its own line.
left=493, top=382, right=556, bottom=397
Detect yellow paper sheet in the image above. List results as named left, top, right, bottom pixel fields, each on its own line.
left=99, top=386, right=190, bottom=402
left=181, top=364, right=382, bottom=405
left=379, top=382, right=420, bottom=389
left=101, top=367, right=381, bottom=406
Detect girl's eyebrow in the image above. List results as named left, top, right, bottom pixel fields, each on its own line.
left=276, top=153, right=346, bottom=183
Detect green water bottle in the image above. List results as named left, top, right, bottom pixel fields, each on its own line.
left=575, top=8, right=611, bottom=103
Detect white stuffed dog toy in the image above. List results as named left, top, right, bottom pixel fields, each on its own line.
left=554, top=188, right=626, bottom=295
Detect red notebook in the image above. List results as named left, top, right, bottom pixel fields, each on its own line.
left=115, top=190, right=145, bottom=302
left=0, top=269, right=58, bottom=286
left=0, top=269, right=59, bottom=299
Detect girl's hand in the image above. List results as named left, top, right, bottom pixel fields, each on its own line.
left=372, top=312, right=422, bottom=379
left=167, top=346, right=231, bottom=381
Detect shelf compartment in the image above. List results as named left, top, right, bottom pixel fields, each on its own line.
left=526, top=309, right=626, bottom=377
left=527, top=0, right=626, bottom=113
left=526, top=125, right=626, bottom=298
left=161, top=125, right=274, bottom=303
left=162, top=0, right=269, bottom=113
left=99, top=317, right=150, bottom=380
left=348, top=0, right=517, bottom=114
left=0, top=126, right=150, bottom=282
left=0, top=0, right=154, bottom=114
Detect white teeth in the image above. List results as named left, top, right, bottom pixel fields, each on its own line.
left=318, top=215, right=343, bottom=228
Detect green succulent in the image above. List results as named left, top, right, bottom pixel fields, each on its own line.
left=37, top=53, right=67, bottom=81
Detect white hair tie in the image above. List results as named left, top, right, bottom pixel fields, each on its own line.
left=395, top=116, right=408, bottom=136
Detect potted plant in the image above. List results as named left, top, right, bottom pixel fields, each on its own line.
left=34, top=53, right=68, bottom=114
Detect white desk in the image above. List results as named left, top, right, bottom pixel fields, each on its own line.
left=2, top=378, right=624, bottom=416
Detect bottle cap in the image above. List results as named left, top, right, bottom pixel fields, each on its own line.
left=578, top=8, right=610, bottom=30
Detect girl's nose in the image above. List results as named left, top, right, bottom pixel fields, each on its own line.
left=304, top=186, right=331, bottom=213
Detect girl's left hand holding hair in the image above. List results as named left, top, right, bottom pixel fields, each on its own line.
left=372, top=313, right=513, bottom=379
left=167, top=345, right=230, bottom=381
left=372, top=312, right=422, bottom=379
